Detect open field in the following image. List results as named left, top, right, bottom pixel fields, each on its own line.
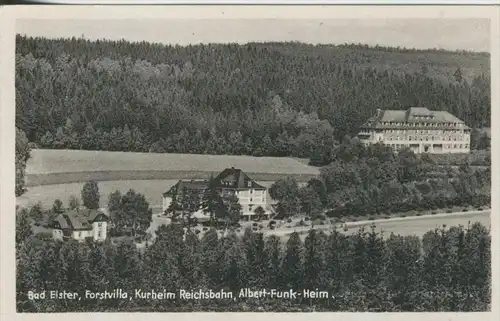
left=16, top=180, right=279, bottom=212
left=25, top=149, right=319, bottom=186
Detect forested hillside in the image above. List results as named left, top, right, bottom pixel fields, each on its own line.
left=15, top=35, right=491, bottom=159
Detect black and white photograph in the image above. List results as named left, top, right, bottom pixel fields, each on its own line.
left=1, top=4, right=499, bottom=316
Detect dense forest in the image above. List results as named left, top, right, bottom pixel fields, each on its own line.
left=16, top=211, right=491, bottom=312
left=16, top=35, right=491, bottom=159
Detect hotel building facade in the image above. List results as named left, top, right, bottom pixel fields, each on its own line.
left=357, top=107, right=471, bottom=154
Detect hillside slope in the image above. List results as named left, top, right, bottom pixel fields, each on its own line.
left=16, top=36, right=491, bottom=160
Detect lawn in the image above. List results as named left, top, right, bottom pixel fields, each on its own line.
left=25, top=149, right=319, bottom=186
left=16, top=180, right=279, bottom=213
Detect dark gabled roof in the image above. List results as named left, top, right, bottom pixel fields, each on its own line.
left=163, top=168, right=267, bottom=196
left=163, top=180, right=209, bottom=197
left=360, top=107, right=469, bottom=130
left=51, top=208, right=109, bottom=231
left=214, top=167, right=266, bottom=190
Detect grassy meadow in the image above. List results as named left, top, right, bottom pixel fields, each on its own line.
left=25, top=149, right=319, bottom=186
left=17, top=180, right=278, bottom=213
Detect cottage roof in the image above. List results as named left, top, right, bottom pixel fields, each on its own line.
left=51, top=208, right=109, bottom=231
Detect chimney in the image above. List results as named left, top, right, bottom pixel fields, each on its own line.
left=376, top=108, right=382, bottom=117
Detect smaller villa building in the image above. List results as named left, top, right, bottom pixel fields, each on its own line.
left=49, top=208, right=109, bottom=242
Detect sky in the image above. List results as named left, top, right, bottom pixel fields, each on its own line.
left=16, top=18, right=490, bottom=52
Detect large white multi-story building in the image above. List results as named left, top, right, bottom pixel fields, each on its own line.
left=162, top=167, right=272, bottom=221
left=357, top=107, right=471, bottom=154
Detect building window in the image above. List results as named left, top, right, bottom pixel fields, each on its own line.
left=78, top=232, right=81, bottom=237
left=98, top=231, right=102, bottom=238
left=98, top=222, right=102, bottom=227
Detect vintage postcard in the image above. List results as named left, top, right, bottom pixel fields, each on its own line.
left=0, top=4, right=499, bottom=320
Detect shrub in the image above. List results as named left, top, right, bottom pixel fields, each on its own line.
left=416, top=213, right=421, bottom=216
left=477, top=208, right=483, bottom=211
left=296, top=220, right=307, bottom=227
left=35, top=231, right=53, bottom=240
left=202, top=227, right=208, bottom=231
left=287, top=218, right=292, bottom=223
left=270, top=226, right=275, bottom=230
left=431, top=212, right=437, bottom=215
left=252, top=222, right=258, bottom=227
left=304, top=216, right=311, bottom=221
left=462, top=208, right=468, bottom=212
left=446, top=209, right=453, bottom=213
left=270, top=220, right=276, bottom=225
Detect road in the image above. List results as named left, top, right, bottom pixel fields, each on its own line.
left=267, top=210, right=491, bottom=241
left=139, top=210, right=490, bottom=248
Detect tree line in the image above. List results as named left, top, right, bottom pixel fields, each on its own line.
left=16, top=215, right=491, bottom=312
left=271, top=140, right=491, bottom=219
left=16, top=35, right=491, bottom=160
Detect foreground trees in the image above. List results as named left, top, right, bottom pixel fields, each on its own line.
left=16, top=222, right=491, bottom=312
left=108, top=189, right=153, bottom=237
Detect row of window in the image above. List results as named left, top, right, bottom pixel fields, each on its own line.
left=412, top=115, right=434, bottom=120
left=382, top=121, right=463, bottom=127
left=75, top=231, right=103, bottom=238
left=240, top=197, right=264, bottom=203
left=384, top=129, right=465, bottom=135
left=381, top=121, right=462, bottom=127
left=222, top=180, right=253, bottom=188
left=388, top=143, right=469, bottom=149
left=386, top=135, right=467, bottom=142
